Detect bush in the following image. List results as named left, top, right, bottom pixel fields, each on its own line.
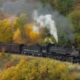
left=0, top=57, right=77, bottom=80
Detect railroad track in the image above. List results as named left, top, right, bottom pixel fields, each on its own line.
left=5, top=49, right=80, bottom=63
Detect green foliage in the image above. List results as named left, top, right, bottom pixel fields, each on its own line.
left=40, top=0, right=75, bottom=15
left=68, top=10, right=80, bottom=47
left=74, top=33, right=80, bottom=48
left=17, top=13, right=28, bottom=28
left=68, top=10, right=80, bottom=33
left=15, top=13, right=28, bottom=42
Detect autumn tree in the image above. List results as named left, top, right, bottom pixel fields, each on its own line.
left=15, top=13, right=28, bottom=43
left=24, top=23, right=41, bottom=44
left=13, top=28, right=23, bottom=44
left=0, top=19, right=13, bottom=42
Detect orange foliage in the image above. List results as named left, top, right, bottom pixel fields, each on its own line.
left=4, top=61, right=13, bottom=69
left=13, top=23, right=41, bottom=44
left=25, top=23, right=41, bottom=44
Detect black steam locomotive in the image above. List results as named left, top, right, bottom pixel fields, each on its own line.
left=0, top=42, right=80, bottom=63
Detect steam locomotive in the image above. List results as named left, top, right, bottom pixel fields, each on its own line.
left=0, top=42, right=80, bottom=63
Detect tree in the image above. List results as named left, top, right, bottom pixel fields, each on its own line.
left=0, top=19, right=13, bottom=42
left=15, top=13, right=28, bottom=43
left=68, top=10, right=80, bottom=47
left=24, top=23, right=41, bottom=44
left=40, top=0, right=75, bottom=15
left=13, top=28, right=23, bottom=44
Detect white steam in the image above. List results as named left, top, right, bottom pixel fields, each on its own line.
left=33, top=10, right=58, bottom=43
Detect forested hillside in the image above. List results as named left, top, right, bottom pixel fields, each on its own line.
left=40, top=0, right=80, bottom=47
left=0, top=0, right=80, bottom=80
left=0, top=0, right=79, bottom=47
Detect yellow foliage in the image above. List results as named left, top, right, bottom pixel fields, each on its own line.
left=24, top=23, right=41, bottom=44
left=0, top=18, right=41, bottom=44
left=0, top=19, right=10, bottom=27
left=12, top=17, right=18, bottom=26
left=13, top=23, right=41, bottom=44
left=13, top=28, right=23, bottom=44
left=0, top=19, right=13, bottom=42
left=0, top=55, right=79, bottom=80
left=24, top=24, right=32, bottom=36
left=29, top=31, right=40, bottom=40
